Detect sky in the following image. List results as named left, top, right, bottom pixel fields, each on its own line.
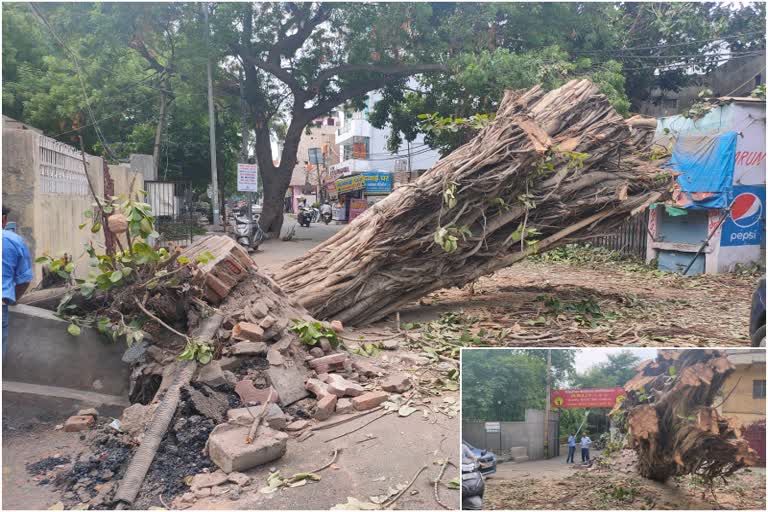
left=573, top=348, right=657, bottom=374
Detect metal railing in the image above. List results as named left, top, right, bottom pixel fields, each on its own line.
left=591, top=211, right=649, bottom=259
left=38, top=136, right=89, bottom=196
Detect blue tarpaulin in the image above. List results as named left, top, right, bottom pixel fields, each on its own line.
left=668, top=131, right=737, bottom=209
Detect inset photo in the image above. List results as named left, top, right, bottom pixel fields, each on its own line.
left=461, top=348, right=766, bottom=510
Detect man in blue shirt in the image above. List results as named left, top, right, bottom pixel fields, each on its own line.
left=580, top=433, right=592, bottom=462
left=566, top=433, right=576, bottom=463
left=2, top=207, right=34, bottom=358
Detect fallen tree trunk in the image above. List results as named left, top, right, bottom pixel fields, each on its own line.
left=620, top=350, right=758, bottom=482
left=277, top=79, right=670, bottom=325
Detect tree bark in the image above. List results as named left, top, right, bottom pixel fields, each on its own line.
left=152, top=83, right=168, bottom=179
left=276, top=79, right=670, bottom=325
left=620, top=350, right=758, bottom=482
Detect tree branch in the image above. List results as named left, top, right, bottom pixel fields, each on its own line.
left=309, top=63, right=449, bottom=92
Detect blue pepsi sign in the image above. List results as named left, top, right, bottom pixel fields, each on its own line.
left=721, top=185, right=765, bottom=246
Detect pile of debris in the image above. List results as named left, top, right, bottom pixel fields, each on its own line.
left=43, top=236, right=443, bottom=508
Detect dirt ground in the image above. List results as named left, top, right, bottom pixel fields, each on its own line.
left=399, top=259, right=757, bottom=347
left=484, top=451, right=766, bottom=510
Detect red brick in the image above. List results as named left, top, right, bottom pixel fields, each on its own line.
left=235, top=381, right=278, bottom=405
left=324, top=374, right=364, bottom=397
left=64, top=415, right=95, bottom=432
left=352, top=391, right=389, bottom=411
left=305, top=378, right=331, bottom=399
left=205, top=274, right=231, bottom=302
left=314, top=395, right=337, bottom=421
left=308, top=353, right=347, bottom=374
left=232, top=322, right=264, bottom=342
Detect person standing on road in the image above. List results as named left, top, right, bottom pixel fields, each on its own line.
left=566, top=433, right=577, bottom=463
left=580, top=433, right=592, bottom=462
left=2, top=207, right=34, bottom=358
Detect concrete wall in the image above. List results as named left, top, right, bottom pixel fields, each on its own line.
left=719, top=355, right=766, bottom=425
left=463, top=409, right=560, bottom=460
left=2, top=129, right=144, bottom=286
left=639, top=53, right=765, bottom=118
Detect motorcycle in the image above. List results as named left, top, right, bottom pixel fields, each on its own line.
left=321, top=211, right=332, bottom=224
left=461, top=460, right=485, bottom=510
left=298, top=206, right=313, bottom=227
left=233, top=214, right=265, bottom=251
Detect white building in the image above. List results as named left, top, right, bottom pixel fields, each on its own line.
left=330, top=90, right=440, bottom=182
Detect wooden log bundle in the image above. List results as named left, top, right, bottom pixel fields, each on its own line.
left=277, top=79, right=671, bottom=325
left=621, top=350, right=758, bottom=482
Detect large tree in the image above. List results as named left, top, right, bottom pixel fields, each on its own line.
left=210, top=2, right=463, bottom=235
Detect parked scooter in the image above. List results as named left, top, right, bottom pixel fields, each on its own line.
left=233, top=214, right=265, bottom=251
left=461, top=460, right=485, bottom=510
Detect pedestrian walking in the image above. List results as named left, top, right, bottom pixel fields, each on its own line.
left=2, top=207, right=33, bottom=358
left=566, top=433, right=576, bottom=463
left=580, top=433, right=592, bottom=462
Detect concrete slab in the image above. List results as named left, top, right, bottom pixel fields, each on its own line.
left=207, top=425, right=288, bottom=473
left=266, top=365, right=309, bottom=406
left=4, top=304, right=130, bottom=396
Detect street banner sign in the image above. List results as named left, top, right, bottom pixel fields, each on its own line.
left=237, top=163, right=259, bottom=192
left=550, top=387, right=626, bottom=409
left=485, top=422, right=501, bottom=433
left=308, top=147, right=323, bottom=166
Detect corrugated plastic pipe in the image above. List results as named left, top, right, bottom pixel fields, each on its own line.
left=114, top=313, right=224, bottom=508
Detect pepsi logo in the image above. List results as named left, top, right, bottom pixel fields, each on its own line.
left=730, top=193, right=763, bottom=228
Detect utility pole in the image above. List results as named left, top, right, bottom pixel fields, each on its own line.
left=202, top=2, right=220, bottom=226
left=544, top=349, right=552, bottom=459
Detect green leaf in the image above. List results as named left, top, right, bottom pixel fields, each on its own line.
left=78, top=222, right=87, bottom=230
left=64, top=262, right=75, bottom=273
left=91, top=222, right=102, bottom=233
left=177, top=256, right=190, bottom=264
left=139, top=218, right=153, bottom=234
left=67, top=324, right=81, bottom=336
left=110, top=270, right=123, bottom=282
left=121, top=267, right=133, bottom=277
left=34, top=256, right=51, bottom=264
left=83, top=210, right=93, bottom=218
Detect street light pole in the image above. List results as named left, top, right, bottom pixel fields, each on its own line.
left=544, top=349, right=552, bottom=459
left=201, top=2, right=220, bottom=226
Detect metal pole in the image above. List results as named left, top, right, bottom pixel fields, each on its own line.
left=407, top=140, right=412, bottom=182
left=544, top=349, right=552, bottom=459
left=201, top=2, right=220, bottom=226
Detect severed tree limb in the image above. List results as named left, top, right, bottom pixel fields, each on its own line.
left=277, top=79, right=671, bottom=325
left=619, top=350, right=758, bottom=482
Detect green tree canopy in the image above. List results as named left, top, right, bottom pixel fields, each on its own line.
left=462, top=349, right=575, bottom=421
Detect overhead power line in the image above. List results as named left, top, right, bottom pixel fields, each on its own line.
left=571, top=31, right=765, bottom=55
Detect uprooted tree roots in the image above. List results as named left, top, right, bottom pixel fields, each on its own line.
left=618, top=350, right=758, bottom=482
left=277, top=79, right=671, bottom=325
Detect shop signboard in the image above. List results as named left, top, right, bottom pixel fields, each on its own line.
left=237, top=163, right=259, bottom=192
left=335, top=175, right=365, bottom=195
left=361, top=171, right=393, bottom=195
left=485, top=422, right=501, bottom=433
left=349, top=198, right=368, bottom=221
left=550, top=387, right=626, bottom=409
left=332, top=206, right=347, bottom=222
left=325, top=178, right=338, bottom=199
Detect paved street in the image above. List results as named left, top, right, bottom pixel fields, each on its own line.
left=252, top=214, right=344, bottom=273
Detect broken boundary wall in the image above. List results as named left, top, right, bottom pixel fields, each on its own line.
left=2, top=304, right=130, bottom=424
left=2, top=126, right=144, bottom=286
left=463, top=409, right=560, bottom=461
